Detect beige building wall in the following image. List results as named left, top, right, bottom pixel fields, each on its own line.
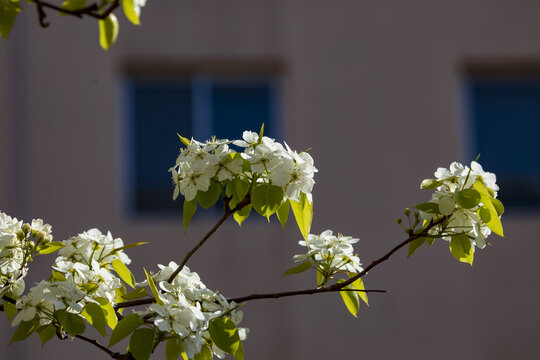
left=1, top=1, right=539, bottom=359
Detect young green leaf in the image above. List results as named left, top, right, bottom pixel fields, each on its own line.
left=197, top=183, right=222, bottom=209
left=276, top=200, right=290, bottom=229
left=233, top=204, right=252, bottom=227
left=490, top=197, right=504, bottom=216
left=251, top=184, right=284, bottom=220
left=338, top=281, right=360, bottom=318
left=449, top=234, right=474, bottom=265
left=177, top=133, right=191, bottom=147
left=235, top=341, right=245, bottom=360
left=144, top=268, right=163, bottom=305
left=193, top=346, right=213, bottom=360
left=226, top=177, right=250, bottom=209
left=113, top=242, right=148, bottom=253
left=257, top=123, right=265, bottom=144
left=453, top=188, right=481, bottom=209
left=407, top=237, right=426, bottom=258
left=420, top=178, right=444, bottom=190
left=349, top=275, right=369, bottom=306
left=3, top=299, right=17, bottom=322
left=122, top=287, right=148, bottom=301
left=81, top=302, right=108, bottom=337
left=208, top=317, right=241, bottom=355
left=37, top=241, right=65, bottom=255
left=290, top=192, right=313, bottom=240
left=316, top=269, right=324, bottom=286
left=51, top=270, right=67, bottom=282
left=98, top=13, right=119, bottom=50
left=283, top=260, right=312, bottom=276
left=57, top=309, right=86, bottom=337
left=166, top=335, right=189, bottom=360
left=128, top=328, right=156, bottom=360
left=61, top=0, right=87, bottom=11
left=122, top=0, right=140, bottom=25
left=183, top=198, right=198, bottom=233
left=37, top=324, right=57, bottom=347
left=473, top=180, right=504, bottom=236
left=10, top=318, right=39, bottom=344
left=108, top=313, right=144, bottom=347
left=96, top=297, right=117, bottom=330
left=0, top=0, right=20, bottom=39
left=414, top=202, right=440, bottom=214
left=112, top=259, right=135, bottom=288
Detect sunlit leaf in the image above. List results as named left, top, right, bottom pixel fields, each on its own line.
left=128, top=328, right=155, bottom=360
left=290, top=192, right=313, bottom=240
left=283, top=260, right=312, bottom=276
left=108, top=313, right=144, bottom=347
left=183, top=198, right=197, bottom=233
left=449, top=234, right=474, bottom=265
left=98, top=13, right=119, bottom=50
left=112, top=259, right=135, bottom=288
left=209, top=317, right=240, bottom=355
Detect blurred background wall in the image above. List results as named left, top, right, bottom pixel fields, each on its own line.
left=1, top=0, right=540, bottom=359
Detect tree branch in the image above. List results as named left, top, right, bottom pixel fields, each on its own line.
left=75, top=334, right=134, bottom=360
left=167, top=196, right=251, bottom=283
left=228, top=216, right=447, bottom=303
left=32, top=0, right=120, bottom=28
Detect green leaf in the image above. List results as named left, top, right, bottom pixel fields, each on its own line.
left=407, top=237, right=426, bottom=258
left=208, top=317, right=240, bottom=355
left=144, top=268, right=163, bottom=305
left=449, top=234, right=474, bottom=265
left=453, top=188, right=481, bottom=209
left=177, top=133, right=191, bottom=147
left=283, top=260, right=312, bottom=276
left=349, top=275, right=369, bottom=306
left=420, top=179, right=444, bottom=190
left=337, top=280, right=359, bottom=318
left=10, top=318, right=39, bottom=344
left=426, top=237, right=435, bottom=246
left=81, top=302, right=107, bottom=337
left=183, top=198, right=198, bottom=233
left=128, top=328, right=155, bottom=360
left=166, top=335, right=189, bottom=360
left=37, top=241, right=65, bottom=255
left=276, top=200, right=290, bottom=229
left=251, top=184, right=284, bottom=220
left=51, top=270, right=67, bottom=282
left=473, top=180, right=504, bottom=236
left=257, top=123, right=265, bottom=144
left=96, top=297, right=117, bottom=330
left=37, top=324, right=57, bottom=347
left=414, top=202, right=440, bottom=214
left=0, top=0, right=20, bottom=39
left=194, top=346, right=213, bottom=360
left=108, top=313, right=144, bottom=347
left=3, top=299, right=17, bottom=322
left=113, top=242, right=148, bottom=253
left=98, top=13, right=119, bottom=50
left=491, top=197, right=504, bottom=216
left=290, top=192, right=313, bottom=240
left=226, top=177, right=251, bottom=209
left=122, top=287, right=148, bottom=301
left=122, top=0, right=140, bottom=25
left=234, top=341, right=244, bottom=360
left=197, top=183, right=222, bottom=209
left=61, top=0, right=86, bottom=10
left=112, top=258, right=135, bottom=288
left=233, top=204, right=252, bottom=227
left=57, top=309, right=86, bottom=337
left=316, top=269, right=324, bottom=286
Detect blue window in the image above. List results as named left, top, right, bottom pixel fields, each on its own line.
left=124, top=74, right=281, bottom=215
left=466, top=75, right=540, bottom=209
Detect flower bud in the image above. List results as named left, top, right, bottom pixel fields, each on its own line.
left=44, top=234, right=53, bottom=244
left=404, top=208, right=411, bottom=216
left=21, top=223, right=31, bottom=234
left=37, top=231, right=46, bottom=242
left=16, top=230, right=25, bottom=241
left=396, top=218, right=402, bottom=225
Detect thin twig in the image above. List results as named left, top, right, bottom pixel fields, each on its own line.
left=32, top=0, right=120, bottom=29
left=115, top=297, right=154, bottom=309
left=167, top=196, right=251, bottom=283
left=75, top=334, right=134, bottom=360
left=228, top=216, right=447, bottom=303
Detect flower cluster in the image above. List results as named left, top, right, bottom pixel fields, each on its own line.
left=294, top=230, right=363, bottom=283
left=53, top=228, right=130, bottom=304
left=141, top=262, right=248, bottom=359
left=0, top=213, right=53, bottom=298
left=170, top=130, right=317, bottom=204
left=419, top=161, right=503, bottom=251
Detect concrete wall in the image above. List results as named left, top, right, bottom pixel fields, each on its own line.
left=1, top=1, right=539, bottom=359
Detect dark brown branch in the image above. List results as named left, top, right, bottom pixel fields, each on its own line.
left=228, top=216, right=447, bottom=303
left=75, top=334, right=134, bottom=360
left=115, top=297, right=154, bottom=309
left=33, top=0, right=120, bottom=28
left=167, top=196, right=251, bottom=283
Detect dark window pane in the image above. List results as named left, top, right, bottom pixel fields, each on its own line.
left=469, top=77, right=540, bottom=208
left=132, top=80, right=192, bottom=213
left=212, top=80, right=279, bottom=140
